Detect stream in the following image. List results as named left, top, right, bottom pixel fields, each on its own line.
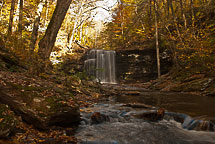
left=75, top=85, right=215, bottom=144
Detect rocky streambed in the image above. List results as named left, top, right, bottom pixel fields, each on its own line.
left=75, top=85, right=215, bottom=144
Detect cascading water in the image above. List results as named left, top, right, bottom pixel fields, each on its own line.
left=84, top=49, right=117, bottom=84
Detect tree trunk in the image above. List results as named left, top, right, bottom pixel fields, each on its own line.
left=7, top=0, right=16, bottom=36
left=190, top=0, right=194, bottom=26
left=190, top=0, right=196, bottom=38
left=170, top=0, right=185, bottom=46
left=79, top=23, right=83, bottom=43
left=30, top=0, right=45, bottom=52
left=167, top=0, right=170, bottom=17
left=179, top=0, right=187, bottom=28
left=68, top=2, right=83, bottom=49
left=18, top=0, right=23, bottom=38
left=154, top=0, right=161, bottom=79
left=44, top=0, right=49, bottom=26
left=164, top=25, right=180, bottom=68
left=38, top=0, right=72, bottom=71
left=148, top=0, right=152, bottom=26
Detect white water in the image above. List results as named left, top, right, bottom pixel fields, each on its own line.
left=76, top=103, right=215, bottom=144
left=84, top=49, right=116, bottom=84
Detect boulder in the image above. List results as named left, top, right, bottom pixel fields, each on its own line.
left=0, top=104, right=16, bottom=138
left=0, top=86, right=80, bottom=130
left=91, top=112, right=110, bottom=124
left=165, top=112, right=215, bottom=132
left=134, top=108, right=165, bottom=122
left=182, top=116, right=215, bottom=132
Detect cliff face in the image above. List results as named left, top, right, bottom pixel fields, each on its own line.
left=115, top=48, right=173, bottom=83
left=65, top=46, right=173, bottom=84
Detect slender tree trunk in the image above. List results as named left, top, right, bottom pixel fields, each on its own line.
left=179, top=0, right=187, bottom=28
left=30, top=0, right=44, bottom=52
left=169, top=0, right=185, bottom=47
left=79, top=23, right=83, bottom=43
left=165, top=25, right=180, bottom=68
left=190, top=0, right=194, bottom=26
left=8, top=0, right=16, bottom=36
left=154, top=0, right=161, bottom=79
left=148, top=0, right=152, bottom=26
left=44, top=0, right=49, bottom=26
left=29, top=0, right=45, bottom=74
left=68, top=1, right=83, bottom=49
left=38, top=0, right=72, bottom=72
left=161, top=0, right=167, bottom=18
left=190, top=0, right=196, bottom=38
left=169, top=0, right=175, bottom=18
left=167, top=0, right=170, bottom=17
left=18, top=0, right=23, bottom=38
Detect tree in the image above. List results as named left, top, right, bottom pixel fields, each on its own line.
left=179, top=0, right=187, bottom=28
left=30, top=0, right=45, bottom=52
left=38, top=0, right=72, bottom=71
left=8, top=0, right=16, bottom=36
left=18, top=0, right=23, bottom=38
left=154, top=0, right=160, bottom=78
left=68, top=1, right=84, bottom=49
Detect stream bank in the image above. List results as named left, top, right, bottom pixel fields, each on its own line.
left=134, top=70, right=215, bottom=97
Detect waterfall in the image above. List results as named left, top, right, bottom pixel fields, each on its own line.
left=84, top=49, right=117, bottom=84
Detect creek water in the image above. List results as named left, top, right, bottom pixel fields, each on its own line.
left=75, top=85, right=215, bottom=144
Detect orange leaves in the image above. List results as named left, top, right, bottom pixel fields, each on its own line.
left=0, top=118, right=4, bottom=123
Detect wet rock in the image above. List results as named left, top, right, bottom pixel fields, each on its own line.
left=91, top=112, right=110, bottom=124
left=165, top=112, right=215, bottom=132
left=123, top=103, right=152, bottom=109
left=182, top=116, right=215, bottom=132
left=121, top=91, right=141, bottom=96
left=164, top=112, right=187, bottom=123
left=0, top=89, right=80, bottom=130
left=202, top=82, right=215, bottom=97
left=183, top=74, right=205, bottom=83
left=134, top=108, right=165, bottom=122
left=0, top=104, right=16, bottom=138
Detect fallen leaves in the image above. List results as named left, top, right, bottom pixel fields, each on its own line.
left=9, top=120, right=78, bottom=144
left=0, top=118, right=4, bottom=123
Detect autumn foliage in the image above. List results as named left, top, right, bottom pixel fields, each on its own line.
left=98, top=0, right=215, bottom=75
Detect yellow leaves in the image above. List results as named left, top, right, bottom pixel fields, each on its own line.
left=135, top=28, right=145, bottom=34
left=196, top=12, right=201, bottom=17
left=113, top=30, right=122, bottom=33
